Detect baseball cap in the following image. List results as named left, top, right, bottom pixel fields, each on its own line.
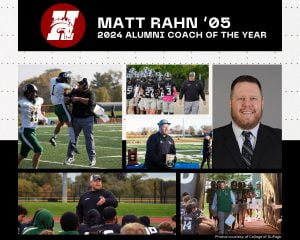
left=102, top=207, right=117, bottom=221
left=90, top=174, right=102, bottom=181
left=157, top=119, right=171, bottom=126
left=189, top=72, right=196, bottom=77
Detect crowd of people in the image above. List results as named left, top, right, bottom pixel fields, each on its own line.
left=18, top=175, right=176, bottom=235
left=18, top=205, right=176, bottom=235
left=126, top=67, right=206, bottom=115
left=181, top=180, right=262, bottom=235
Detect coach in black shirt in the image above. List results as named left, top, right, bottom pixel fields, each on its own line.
left=179, top=72, right=206, bottom=114
left=76, top=175, right=118, bottom=224
left=145, top=119, right=176, bottom=169
left=65, top=78, right=97, bottom=166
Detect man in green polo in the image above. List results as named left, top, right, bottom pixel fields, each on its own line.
left=212, top=181, right=236, bottom=234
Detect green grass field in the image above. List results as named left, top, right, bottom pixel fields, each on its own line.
left=45, top=111, right=122, bottom=118
left=19, top=202, right=175, bottom=218
left=127, top=137, right=206, bottom=166
left=18, top=124, right=122, bottom=169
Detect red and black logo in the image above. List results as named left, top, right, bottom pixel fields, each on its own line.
left=40, top=3, right=86, bottom=48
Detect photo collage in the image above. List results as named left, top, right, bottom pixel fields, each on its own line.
left=17, top=64, right=282, bottom=237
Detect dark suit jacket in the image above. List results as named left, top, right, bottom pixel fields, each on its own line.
left=212, top=123, right=282, bottom=169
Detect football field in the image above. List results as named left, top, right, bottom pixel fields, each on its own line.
left=127, top=137, right=203, bottom=164
left=20, top=201, right=175, bottom=218
left=18, top=124, right=122, bottom=169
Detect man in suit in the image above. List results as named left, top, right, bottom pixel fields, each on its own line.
left=212, top=75, right=282, bottom=169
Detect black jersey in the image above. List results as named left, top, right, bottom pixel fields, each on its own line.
left=126, top=81, right=135, bottom=99
left=90, top=223, right=121, bottom=235
left=145, top=226, right=159, bottom=235
left=142, top=81, right=157, bottom=98
left=161, top=82, right=176, bottom=96
left=181, top=212, right=201, bottom=235
left=180, top=203, right=186, bottom=216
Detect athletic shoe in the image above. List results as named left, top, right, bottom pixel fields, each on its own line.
left=49, top=137, right=56, bottom=146
left=89, top=160, right=96, bottom=167
left=71, top=143, right=80, bottom=154
left=64, top=157, right=75, bottom=165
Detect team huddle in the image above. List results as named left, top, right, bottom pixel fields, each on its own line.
left=18, top=174, right=176, bottom=235
left=18, top=205, right=176, bottom=235
left=18, top=72, right=98, bottom=168
left=181, top=180, right=262, bottom=235
left=126, top=67, right=177, bottom=115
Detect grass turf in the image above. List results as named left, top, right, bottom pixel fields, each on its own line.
left=19, top=201, right=176, bottom=218
left=18, top=124, right=122, bottom=169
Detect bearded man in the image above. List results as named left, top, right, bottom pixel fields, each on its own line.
left=212, top=75, right=282, bottom=169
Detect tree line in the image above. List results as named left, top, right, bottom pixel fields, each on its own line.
left=18, top=69, right=122, bottom=104
left=128, top=64, right=209, bottom=93
left=18, top=173, right=176, bottom=199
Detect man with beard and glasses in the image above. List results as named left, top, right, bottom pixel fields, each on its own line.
left=212, top=75, right=281, bottom=169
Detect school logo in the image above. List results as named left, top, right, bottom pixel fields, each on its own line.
left=41, top=3, right=86, bottom=48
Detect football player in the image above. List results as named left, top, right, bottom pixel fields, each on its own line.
left=126, top=73, right=135, bottom=114
left=155, top=72, right=164, bottom=114
left=18, top=84, right=47, bottom=169
left=49, top=72, right=79, bottom=154
left=142, top=73, right=157, bottom=114
left=181, top=202, right=201, bottom=234
left=137, top=73, right=147, bottom=114
left=161, top=72, right=177, bottom=114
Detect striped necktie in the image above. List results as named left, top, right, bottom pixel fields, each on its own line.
left=241, top=131, right=253, bottom=168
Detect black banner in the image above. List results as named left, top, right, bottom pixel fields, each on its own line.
left=18, top=0, right=282, bottom=51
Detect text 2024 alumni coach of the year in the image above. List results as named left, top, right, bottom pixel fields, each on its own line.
left=212, top=75, right=282, bottom=169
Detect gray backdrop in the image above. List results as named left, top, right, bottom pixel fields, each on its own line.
left=213, top=65, right=282, bottom=129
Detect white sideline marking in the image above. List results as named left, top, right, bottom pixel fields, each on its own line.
left=21, top=157, right=123, bottom=169
left=36, top=134, right=121, bottom=139
left=23, top=158, right=102, bottom=168
left=18, top=141, right=121, bottom=149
